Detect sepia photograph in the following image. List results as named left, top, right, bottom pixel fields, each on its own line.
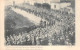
left=4, top=0, right=75, bottom=46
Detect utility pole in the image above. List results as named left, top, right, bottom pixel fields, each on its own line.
left=13, top=1, right=15, bottom=6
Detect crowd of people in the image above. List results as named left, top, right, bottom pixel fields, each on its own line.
left=5, top=4, right=75, bottom=45
left=15, top=4, right=75, bottom=27
left=6, top=25, right=75, bottom=45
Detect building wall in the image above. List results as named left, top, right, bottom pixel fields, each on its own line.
left=50, top=3, right=60, bottom=10
left=50, top=2, right=71, bottom=10
left=60, top=2, right=71, bottom=8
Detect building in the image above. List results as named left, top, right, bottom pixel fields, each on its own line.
left=23, top=0, right=71, bottom=10
left=50, top=0, right=71, bottom=10
left=33, top=0, right=71, bottom=10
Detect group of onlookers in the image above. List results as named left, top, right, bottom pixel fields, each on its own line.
left=6, top=24, right=75, bottom=45
left=5, top=4, right=75, bottom=45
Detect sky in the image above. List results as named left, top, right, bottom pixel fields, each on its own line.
left=5, top=0, right=60, bottom=6
left=5, top=0, right=75, bottom=6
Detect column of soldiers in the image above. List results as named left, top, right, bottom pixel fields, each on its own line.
left=6, top=4, right=75, bottom=45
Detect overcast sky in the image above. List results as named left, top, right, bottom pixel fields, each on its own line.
left=5, top=0, right=75, bottom=6
left=5, top=0, right=61, bottom=5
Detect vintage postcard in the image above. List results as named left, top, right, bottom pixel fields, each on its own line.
left=0, top=0, right=80, bottom=50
